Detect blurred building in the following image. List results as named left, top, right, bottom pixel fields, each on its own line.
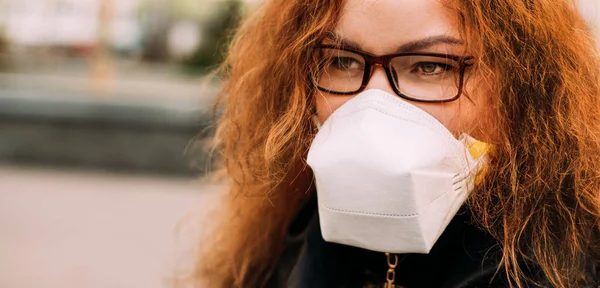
left=0, top=0, right=241, bottom=61
left=0, top=0, right=235, bottom=175
left=0, top=0, right=141, bottom=53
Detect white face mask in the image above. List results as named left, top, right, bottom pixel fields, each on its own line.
left=307, top=89, right=487, bottom=254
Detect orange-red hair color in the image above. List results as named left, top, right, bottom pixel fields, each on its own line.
left=180, top=0, right=600, bottom=287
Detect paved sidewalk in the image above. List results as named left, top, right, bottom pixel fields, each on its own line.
left=0, top=166, right=219, bottom=288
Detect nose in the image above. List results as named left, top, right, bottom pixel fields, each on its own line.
left=364, top=64, right=396, bottom=95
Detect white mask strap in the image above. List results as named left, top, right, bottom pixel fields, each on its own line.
left=312, top=115, right=322, bottom=131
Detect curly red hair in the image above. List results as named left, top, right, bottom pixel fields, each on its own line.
left=180, top=1, right=600, bottom=287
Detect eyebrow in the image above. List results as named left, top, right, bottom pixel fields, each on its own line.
left=325, top=32, right=464, bottom=53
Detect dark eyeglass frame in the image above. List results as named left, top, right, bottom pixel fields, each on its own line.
left=314, top=44, right=475, bottom=103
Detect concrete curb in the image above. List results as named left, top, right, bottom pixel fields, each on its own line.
left=0, top=77, right=216, bottom=176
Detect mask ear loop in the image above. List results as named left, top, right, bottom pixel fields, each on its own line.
left=311, top=115, right=322, bottom=131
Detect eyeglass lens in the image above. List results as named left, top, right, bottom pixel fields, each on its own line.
left=316, top=48, right=463, bottom=101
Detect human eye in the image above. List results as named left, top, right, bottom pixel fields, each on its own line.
left=329, top=56, right=363, bottom=72
left=411, top=61, right=456, bottom=76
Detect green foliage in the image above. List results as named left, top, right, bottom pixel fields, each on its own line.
left=182, top=0, right=242, bottom=73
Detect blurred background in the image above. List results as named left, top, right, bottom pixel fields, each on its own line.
left=0, top=0, right=599, bottom=288
left=0, top=0, right=245, bottom=287
left=0, top=0, right=249, bottom=175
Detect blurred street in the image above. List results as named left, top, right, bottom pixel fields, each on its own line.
left=0, top=165, right=219, bottom=288
left=0, top=69, right=217, bottom=175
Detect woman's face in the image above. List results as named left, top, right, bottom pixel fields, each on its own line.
left=315, top=0, right=492, bottom=139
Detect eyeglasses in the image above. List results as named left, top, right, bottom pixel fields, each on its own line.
left=312, top=44, right=475, bottom=103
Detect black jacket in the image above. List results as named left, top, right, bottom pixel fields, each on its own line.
left=267, top=196, right=552, bottom=288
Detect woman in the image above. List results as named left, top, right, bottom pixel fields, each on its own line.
left=187, top=0, right=600, bottom=287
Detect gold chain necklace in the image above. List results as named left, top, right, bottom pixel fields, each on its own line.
left=384, top=252, right=404, bottom=288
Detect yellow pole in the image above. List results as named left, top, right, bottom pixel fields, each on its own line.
left=92, top=0, right=114, bottom=96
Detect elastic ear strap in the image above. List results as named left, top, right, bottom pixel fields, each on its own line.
left=312, top=116, right=322, bottom=131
